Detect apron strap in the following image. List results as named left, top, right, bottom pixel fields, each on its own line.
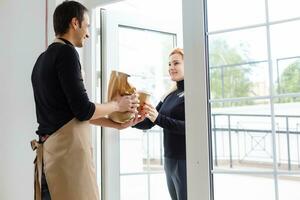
left=31, top=139, right=43, bottom=200
left=53, top=38, right=66, bottom=44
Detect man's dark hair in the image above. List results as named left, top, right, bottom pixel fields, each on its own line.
left=53, top=1, right=88, bottom=36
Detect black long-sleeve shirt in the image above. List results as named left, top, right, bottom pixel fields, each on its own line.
left=134, top=80, right=186, bottom=159
left=31, top=38, right=95, bottom=136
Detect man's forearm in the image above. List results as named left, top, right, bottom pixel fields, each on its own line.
left=89, top=102, right=118, bottom=120
left=89, top=117, right=122, bottom=129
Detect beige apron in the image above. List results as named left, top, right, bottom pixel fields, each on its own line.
left=31, top=38, right=99, bottom=199
left=31, top=118, right=99, bottom=200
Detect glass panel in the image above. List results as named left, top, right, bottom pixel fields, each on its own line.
left=211, top=99, right=275, bottom=170
left=150, top=174, right=171, bottom=200
left=270, top=20, right=300, bottom=60
left=207, top=1, right=300, bottom=200
left=213, top=174, right=275, bottom=200
left=119, top=26, right=174, bottom=77
left=120, top=128, right=145, bottom=173
left=145, top=128, right=165, bottom=172
left=128, top=75, right=173, bottom=106
left=206, top=0, right=265, bottom=31
left=120, top=127, right=165, bottom=174
left=274, top=56, right=300, bottom=95
left=269, top=0, right=300, bottom=22
left=118, top=26, right=175, bottom=198
left=121, top=175, right=148, bottom=200
left=278, top=175, right=300, bottom=200
left=210, top=62, right=269, bottom=99
left=208, top=27, right=267, bottom=66
left=274, top=97, right=300, bottom=172
left=118, top=26, right=174, bottom=173
left=119, top=26, right=174, bottom=103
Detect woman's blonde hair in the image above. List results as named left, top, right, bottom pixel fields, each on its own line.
left=161, top=48, right=184, bottom=102
left=169, top=47, right=184, bottom=58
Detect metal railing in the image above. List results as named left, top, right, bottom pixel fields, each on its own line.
left=212, top=113, right=300, bottom=170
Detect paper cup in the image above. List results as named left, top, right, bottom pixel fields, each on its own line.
left=138, top=91, right=151, bottom=113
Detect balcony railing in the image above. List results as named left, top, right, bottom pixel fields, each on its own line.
left=212, top=113, right=300, bottom=171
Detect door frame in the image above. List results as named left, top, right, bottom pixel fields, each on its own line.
left=84, top=0, right=210, bottom=199
left=98, top=7, right=183, bottom=200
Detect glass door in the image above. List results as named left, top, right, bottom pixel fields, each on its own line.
left=96, top=1, right=182, bottom=199
left=118, top=25, right=175, bottom=200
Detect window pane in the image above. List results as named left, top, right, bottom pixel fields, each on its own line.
left=119, top=26, right=174, bottom=173
left=118, top=26, right=175, bottom=198
left=150, top=174, right=171, bottom=200
left=207, top=0, right=265, bottom=31
left=120, top=128, right=165, bottom=173
left=145, top=129, right=165, bottom=172
left=278, top=175, right=300, bottom=200
left=121, top=175, right=148, bottom=200
left=210, top=62, right=269, bottom=99
left=119, top=27, right=174, bottom=78
left=272, top=25, right=300, bottom=95
left=128, top=76, right=173, bottom=106
left=269, top=0, right=300, bottom=22
left=270, top=20, right=300, bottom=60
left=214, top=174, right=275, bottom=200
left=120, top=128, right=145, bottom=173
left=274, top=57, right=300, bottom=95
left=207, top=1, right=300, bottom=200
left=274, top=97, right=300, bottom=172
left=211, top=99, right=275, bottom=170
left=209, top=28, right=268, bottom=66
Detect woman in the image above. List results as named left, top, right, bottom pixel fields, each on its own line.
left=131, top=48, right=186, bottom=200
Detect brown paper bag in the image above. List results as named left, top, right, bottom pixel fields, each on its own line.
left=108, top=70, right=136, bottom=123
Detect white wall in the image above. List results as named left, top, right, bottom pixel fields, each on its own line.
left=0, top=0, right=46, bottom=199
left=0, top=1, right=93, bottom=199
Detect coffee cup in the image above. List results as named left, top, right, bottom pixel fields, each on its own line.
left=137, top=91, right=151, bottom=113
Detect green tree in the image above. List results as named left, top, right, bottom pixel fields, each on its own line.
left=278, top=60, right=300, bottom=102
left=209, top=39, right=253, bottom=107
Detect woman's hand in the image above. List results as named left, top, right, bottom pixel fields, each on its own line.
left=143, top=103, right=158, bottom=123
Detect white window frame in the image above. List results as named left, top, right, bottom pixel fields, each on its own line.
left=182, top=0, right=211, bottom=200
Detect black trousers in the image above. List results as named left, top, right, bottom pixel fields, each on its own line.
left=164, top=157, right=187, bottom=200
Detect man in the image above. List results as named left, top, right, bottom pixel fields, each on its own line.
left=31, top=1, right=139, bottom=200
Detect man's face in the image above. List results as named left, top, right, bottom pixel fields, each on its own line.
left=74, top=13, right=90, bottom=47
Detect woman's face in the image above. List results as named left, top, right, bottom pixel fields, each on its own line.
left=168, top=53, right=184, bottom=81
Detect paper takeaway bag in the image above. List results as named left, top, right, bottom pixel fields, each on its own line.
left=107, top=70, right=136, bottom=123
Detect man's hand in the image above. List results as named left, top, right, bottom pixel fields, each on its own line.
left=116, top=93, right=139, bottom=113
left=119, top=113, right=146, bottom=130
